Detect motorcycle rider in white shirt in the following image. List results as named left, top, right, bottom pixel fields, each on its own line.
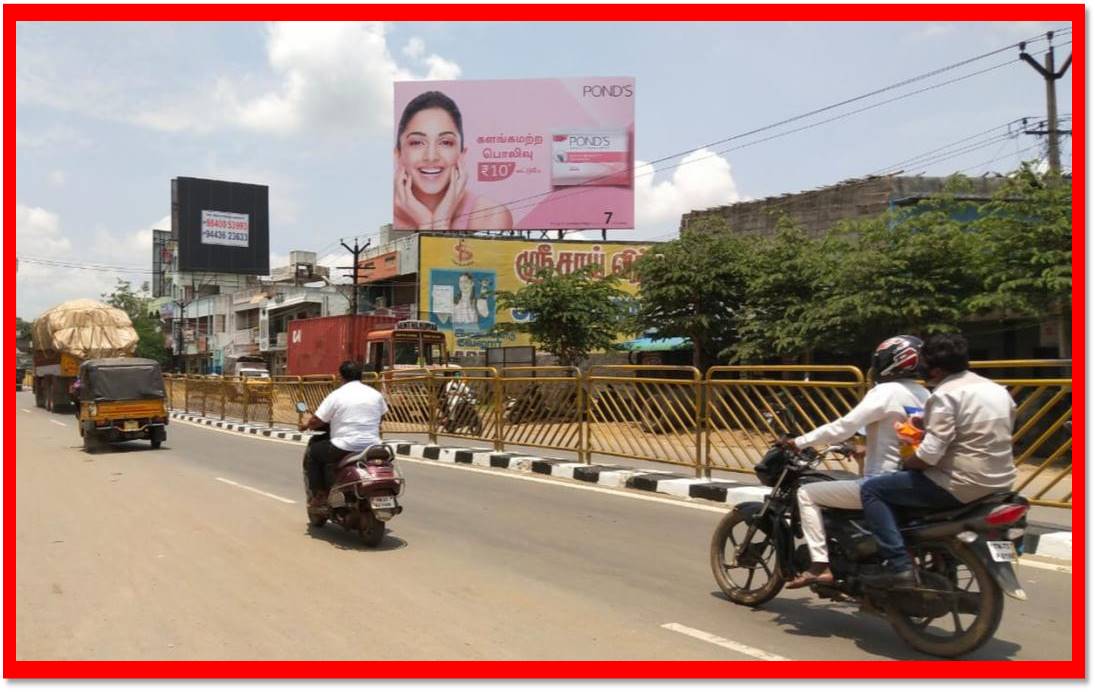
left=782, top=336, right=930, bottom=589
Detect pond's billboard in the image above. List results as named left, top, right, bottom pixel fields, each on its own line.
left=394, top=77, right=635, bottom=232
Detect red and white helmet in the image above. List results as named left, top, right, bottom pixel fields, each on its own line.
left=871, top=335, right=924, bottom=382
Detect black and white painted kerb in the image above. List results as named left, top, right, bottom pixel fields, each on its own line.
left=170, top=412, right=313, bottom=442
left=168, top=410, right=1073, bottom=561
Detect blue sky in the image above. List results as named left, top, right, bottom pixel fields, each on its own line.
left=15, top=20, right=1074, bottom=318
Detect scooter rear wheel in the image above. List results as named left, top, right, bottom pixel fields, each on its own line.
left=359, top=511, right=385, bottom=547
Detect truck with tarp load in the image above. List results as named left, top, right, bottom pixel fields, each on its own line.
left=31, top=299, right=139, bottom=412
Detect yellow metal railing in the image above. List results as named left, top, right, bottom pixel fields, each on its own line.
left=162, top=359, right=1073, bottom=508
left=585, top=365, right=703, bottom=473
left=376, top=370, right=433, bottom=437
left=705, top=365, right=867, bottom=474
left=500, top=366, right=583, bottom=455
left=969, top=360, right=1072, bottom=509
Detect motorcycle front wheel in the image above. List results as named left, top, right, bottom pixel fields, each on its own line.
left=710, top=507, right=784, bottom=607
left=886, top=539, right=1004, bottom=658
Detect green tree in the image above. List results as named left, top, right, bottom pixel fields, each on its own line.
left=968, top=165, right=1072, bottom=316
left=633, top=217, right=752, bottom=370
left=814, top=192, right=982, bottom=354
left=16, top=317, right=33, bottom=343
left=493, top=265, right=631, bottom=367
left=103, top=279, right=169, bottom=365
left=724, top=218, right=830, bottom=363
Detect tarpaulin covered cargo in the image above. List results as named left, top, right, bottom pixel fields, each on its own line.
left=287, top=315, right=399, bottom=376
left=32, top=300, right=139, bottom=360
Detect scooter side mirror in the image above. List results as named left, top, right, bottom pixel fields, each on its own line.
left=295, top=402, right=308, bottom=414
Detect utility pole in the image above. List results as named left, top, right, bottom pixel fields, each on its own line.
left=336, top=237, right=372, bottom=316
left=1020, top=31, right=1072, bottom=174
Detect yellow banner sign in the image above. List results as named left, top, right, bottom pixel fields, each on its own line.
left=418, top=236, right=650, bottom=353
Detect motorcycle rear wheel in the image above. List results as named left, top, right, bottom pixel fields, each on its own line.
left=886, top=540, right=1003, bottom=658
left=710, top=507, right=784, bottom=607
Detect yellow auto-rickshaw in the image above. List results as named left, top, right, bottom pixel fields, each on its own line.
left=77, top=358, right=168, bottom=451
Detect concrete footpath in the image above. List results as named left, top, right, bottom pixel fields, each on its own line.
left=168, top=410, right=1074, bottom=562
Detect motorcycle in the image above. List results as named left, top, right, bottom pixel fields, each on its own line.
left=439, top=383, right=483, bottom=436
left=296, top=402, right=405, bottom=547
left=710, top=443, right=1030, bottom=657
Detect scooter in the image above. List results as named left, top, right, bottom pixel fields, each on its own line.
left=296, top=402, right=405, bottom=547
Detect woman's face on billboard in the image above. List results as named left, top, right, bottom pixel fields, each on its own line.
left=398, top=107, right=463, bottom=197
left=458, top=273, right=474, bottom=294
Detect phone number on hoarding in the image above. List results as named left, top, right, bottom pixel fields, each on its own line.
left=202, top=230, right=249, bottom=242
left=203, top=219, right=249, bottom=231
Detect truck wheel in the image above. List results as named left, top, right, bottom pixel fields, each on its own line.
left=151, top=439, right=162, bottom=450
left=46, top=387, right=53, bottom=412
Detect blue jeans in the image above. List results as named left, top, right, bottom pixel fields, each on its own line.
left=860, top=470, right=963, bottom=572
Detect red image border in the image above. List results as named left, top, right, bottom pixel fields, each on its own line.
left=4, top=3, right=1085, bottom=679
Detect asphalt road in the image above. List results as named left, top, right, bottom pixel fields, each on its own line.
left=14, top=391, right=1073, bottom=661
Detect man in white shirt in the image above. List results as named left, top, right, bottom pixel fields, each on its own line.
left=784, top=336, right=930, bottom=589
left=860, top=333, right=1017, bottom=588
left=302, top=360, right=388, bottom=507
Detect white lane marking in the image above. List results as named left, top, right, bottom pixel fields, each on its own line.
left=178, top=416, right=731, bottom=514
left=170, top=417, right=1080, bottom=570
left=1018, top=557, right=1072, bottom=573
left=49, top=420, right=67, bottom=427
left=661, top=623, right=789, bottom=661
left=21, top=408, right=31, bottom=413
left=215, top=477, right=297, bottom=504
left=175, top=419, right=728, bottom=512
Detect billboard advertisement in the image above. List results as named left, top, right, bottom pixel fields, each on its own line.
left=394, top=77, right=635, bottom=232
left=173, top=177, right=270, bottom=274
left=418, top=235, right=650, bottom=353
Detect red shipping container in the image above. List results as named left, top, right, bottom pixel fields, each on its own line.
left=286, top=315, right=399, bottom=376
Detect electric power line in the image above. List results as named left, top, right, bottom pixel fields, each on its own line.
left=441, top=31, right=1070, bottom=227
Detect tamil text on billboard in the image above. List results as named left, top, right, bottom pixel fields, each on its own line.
left=418, top=235, right=649, bottom=353
left=394, top=77, right=635, bottom=232
left=173, top=177, right=270, bottom=274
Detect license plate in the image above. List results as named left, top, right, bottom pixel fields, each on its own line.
left=123, top=420, right=139, bottom=432
left=987, top=540, right=1017, bottom=563
left=370, top=496, right=396, bottom=510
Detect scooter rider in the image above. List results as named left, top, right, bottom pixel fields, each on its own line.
left=782, top=336, right=930, bottom=589
left=301, top=360, right=388, bottom=508
left=860, top=333, right=1017, bottom=588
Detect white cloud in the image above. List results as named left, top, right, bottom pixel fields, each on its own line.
left=634, top=148, right=742, bottom=229
left=16, top=203, right=71, bottom=256
left=158, top=22, right=461, bottom=137
left=402, top=37, right=426, bottom=59
left=422, top=54, right=462, bottom=81
left=15, top=204, right=170, bottom=317
left=19, top=22, right=460, bottom=139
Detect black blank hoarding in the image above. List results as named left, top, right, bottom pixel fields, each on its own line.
left=173, top=177, right=270, bottom=274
